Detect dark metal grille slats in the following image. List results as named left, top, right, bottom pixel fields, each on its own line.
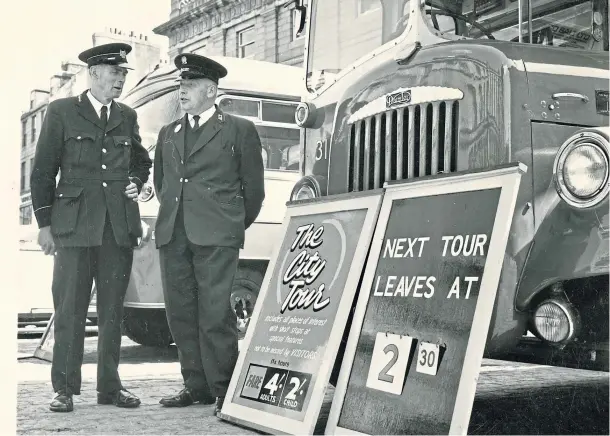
left=348, top=100, right=460, bottom=192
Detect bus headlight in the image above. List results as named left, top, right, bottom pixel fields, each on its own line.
left=138, top=181, right=155, bottom=202
left=295, top=102, right=317, bottom=128
left=290, top=175, right=325, bottom=202
left=532, top=298, right=580, bottom=344
left=554, top=129, right=609, bottom=208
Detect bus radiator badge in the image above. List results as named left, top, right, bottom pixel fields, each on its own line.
left=386, top=89, right=412, bottom=109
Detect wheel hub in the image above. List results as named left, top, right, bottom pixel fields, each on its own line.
left=231, top=288, right=256, bottom=335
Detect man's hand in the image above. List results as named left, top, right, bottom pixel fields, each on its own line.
left=125, top=181, right=139, bottom=202
left=38, top=226, right=55, bottom=255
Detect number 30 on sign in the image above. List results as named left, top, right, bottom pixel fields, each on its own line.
left=365, top=332, right=414, bottom=395
left=416, top=341, right=440, bottom=376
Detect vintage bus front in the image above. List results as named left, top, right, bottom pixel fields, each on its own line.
left=119, top=57, right=302, bottom=346
left=290, top=0, right=609, bottom=366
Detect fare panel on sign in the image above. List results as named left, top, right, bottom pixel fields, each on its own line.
left=240, top=364, right=312, bottom=412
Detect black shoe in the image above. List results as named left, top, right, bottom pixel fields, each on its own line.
left=214, top=396, right=225, bottom=416
left=50, top=392, right=73, bottom=412
left=97, top=389, right=141, bottom=408
left=159, top=387, right=215, bottom=407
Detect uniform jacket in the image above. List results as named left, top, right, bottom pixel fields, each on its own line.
left=30, top=90, right=152, bottom=248
left=153, top=106, right=265, bottom=249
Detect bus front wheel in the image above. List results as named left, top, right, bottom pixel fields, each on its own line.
left=122, top=307, right=174, bottom=348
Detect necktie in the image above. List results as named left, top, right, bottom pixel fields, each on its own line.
left=100, top=105, right=108, bottom=131
left=192, top=115, right=200, bottom=129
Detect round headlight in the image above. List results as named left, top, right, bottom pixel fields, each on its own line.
left=554, top=130, right=609, bottom=208
left=563, top=144, right=607, bottom=197
left=533, top=301, right=572, bottom=343
left=294, top=102, right=316, bottom=128
left=138, top=181, right=155, bottom=202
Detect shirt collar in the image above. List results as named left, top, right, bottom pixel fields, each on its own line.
left=86, top=90, right=111, bottom=118
left=188, top=105, right=216, bottom=126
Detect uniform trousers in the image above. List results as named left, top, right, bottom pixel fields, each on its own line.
left=51, top=215, right=133, bottom=395
left=159, top=206, right=239, bottom=398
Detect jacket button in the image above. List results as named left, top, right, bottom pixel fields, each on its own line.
left=59, top=194, right=63, bottom=197
left=102, top=182, right=107, bottom=187
left=175, top=197, right=178, bottom=202
left=184, top=179, right=189, bottom=183
left=77, top=136, right=82, bottom=140
left=102, top=164, right=107, bottom=169
left=102, top=148, right=107, bottom=153
left=179, top=178, right=183, bottom=182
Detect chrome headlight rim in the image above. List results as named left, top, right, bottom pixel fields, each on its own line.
left=553, top=130, right=610, bottom=209
left=294, top=102, right=316, bottom=128
left=137, top=181, right=155, bottom=203
left=532, top=298, right=580, bottom=345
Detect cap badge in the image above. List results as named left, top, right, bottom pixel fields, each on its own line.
left=174, top=124, right=182, bottom=133
left=119, top=50, right=126, bottom=59
left=182, top=56, right=187, bottom=64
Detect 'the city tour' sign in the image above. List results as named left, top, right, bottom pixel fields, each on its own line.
left=219, top=190, right=384, bottom=435
left=325, top=163, right=525, bottom=436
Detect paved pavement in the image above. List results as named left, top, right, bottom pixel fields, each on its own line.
left=17, top=336, right=609, bottom=435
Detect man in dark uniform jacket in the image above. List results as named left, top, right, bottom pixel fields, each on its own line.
left=154, top=54, right=265, bottom=415
left=30, top=43, right=152, bottom=412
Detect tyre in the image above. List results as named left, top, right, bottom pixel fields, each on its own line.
left=122, top=307, right=174, bottom=347
left=231, top=267, right=264, bottom=340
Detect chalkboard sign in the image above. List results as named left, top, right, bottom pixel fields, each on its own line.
left=326, top=164, right=525, bottom=435
left=219, top=190, right=384, bottom=435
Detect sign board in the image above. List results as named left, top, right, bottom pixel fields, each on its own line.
left=219, top=190, right=384, bottom=435
left=326, top=164, right=525, bottom=435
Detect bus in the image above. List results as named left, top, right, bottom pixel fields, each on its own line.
left=290, top=0, right=608, bottom=369
left=119, top=56, right=303, bottom=346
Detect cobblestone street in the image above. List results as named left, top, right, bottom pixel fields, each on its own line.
left=17, top=336, right=609, bottom=435
left=17, top=337, right=263, bottom=435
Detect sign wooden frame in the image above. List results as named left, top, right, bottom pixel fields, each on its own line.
left=325, top=163, right=526, bottom=435
left=219, top=189, right=385, bottom=435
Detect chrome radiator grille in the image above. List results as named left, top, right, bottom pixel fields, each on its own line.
left=348, top=100, right=460, bottom=192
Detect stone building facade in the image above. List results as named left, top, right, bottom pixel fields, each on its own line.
left=153, top=0, right=306, bottom=67
left=19, top=29, right=166, bottom=225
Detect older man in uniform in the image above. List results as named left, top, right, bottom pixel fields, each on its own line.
left=30, top=43, right=152, bottom=412
left=154, top=54, right=265, bottom=415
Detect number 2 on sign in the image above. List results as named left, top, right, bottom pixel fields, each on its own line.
left=365, top=332, right=414, bottom=395
left=416, top=342, right=440, bottom=376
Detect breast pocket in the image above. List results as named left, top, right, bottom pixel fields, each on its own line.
left=113, top=135, right=132, bottom=168
left=64, top=132, right=96, bottom=165
left=51, top=185, right=84, bottom=236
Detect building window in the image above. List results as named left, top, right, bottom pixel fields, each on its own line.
left=237, top=26, right=256, bottom=58
left=21, top=162, right=26, bottom=192
left=358, top=0, right=380, bottom=15
left=19, top=206, right=32, bottom=225
left=22, top=120, right=27, bottom=149
left=31, top=115, right=36, bottom=143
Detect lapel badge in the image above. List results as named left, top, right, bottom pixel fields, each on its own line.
left=218, top=113, right=223, bottom=122
left=174, top=123, right=182, bottom=133
left=182, top=56, right=187, bottom=64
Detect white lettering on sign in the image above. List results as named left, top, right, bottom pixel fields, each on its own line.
left=446, top=276, right=479, bottom=299
left=373, top=275, right=436, bottom=298
left=441, top=234, right=487, bottom=257
left=383, top=237, right=430, bottom=258
left=280, top=224, right=329, bottom=313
